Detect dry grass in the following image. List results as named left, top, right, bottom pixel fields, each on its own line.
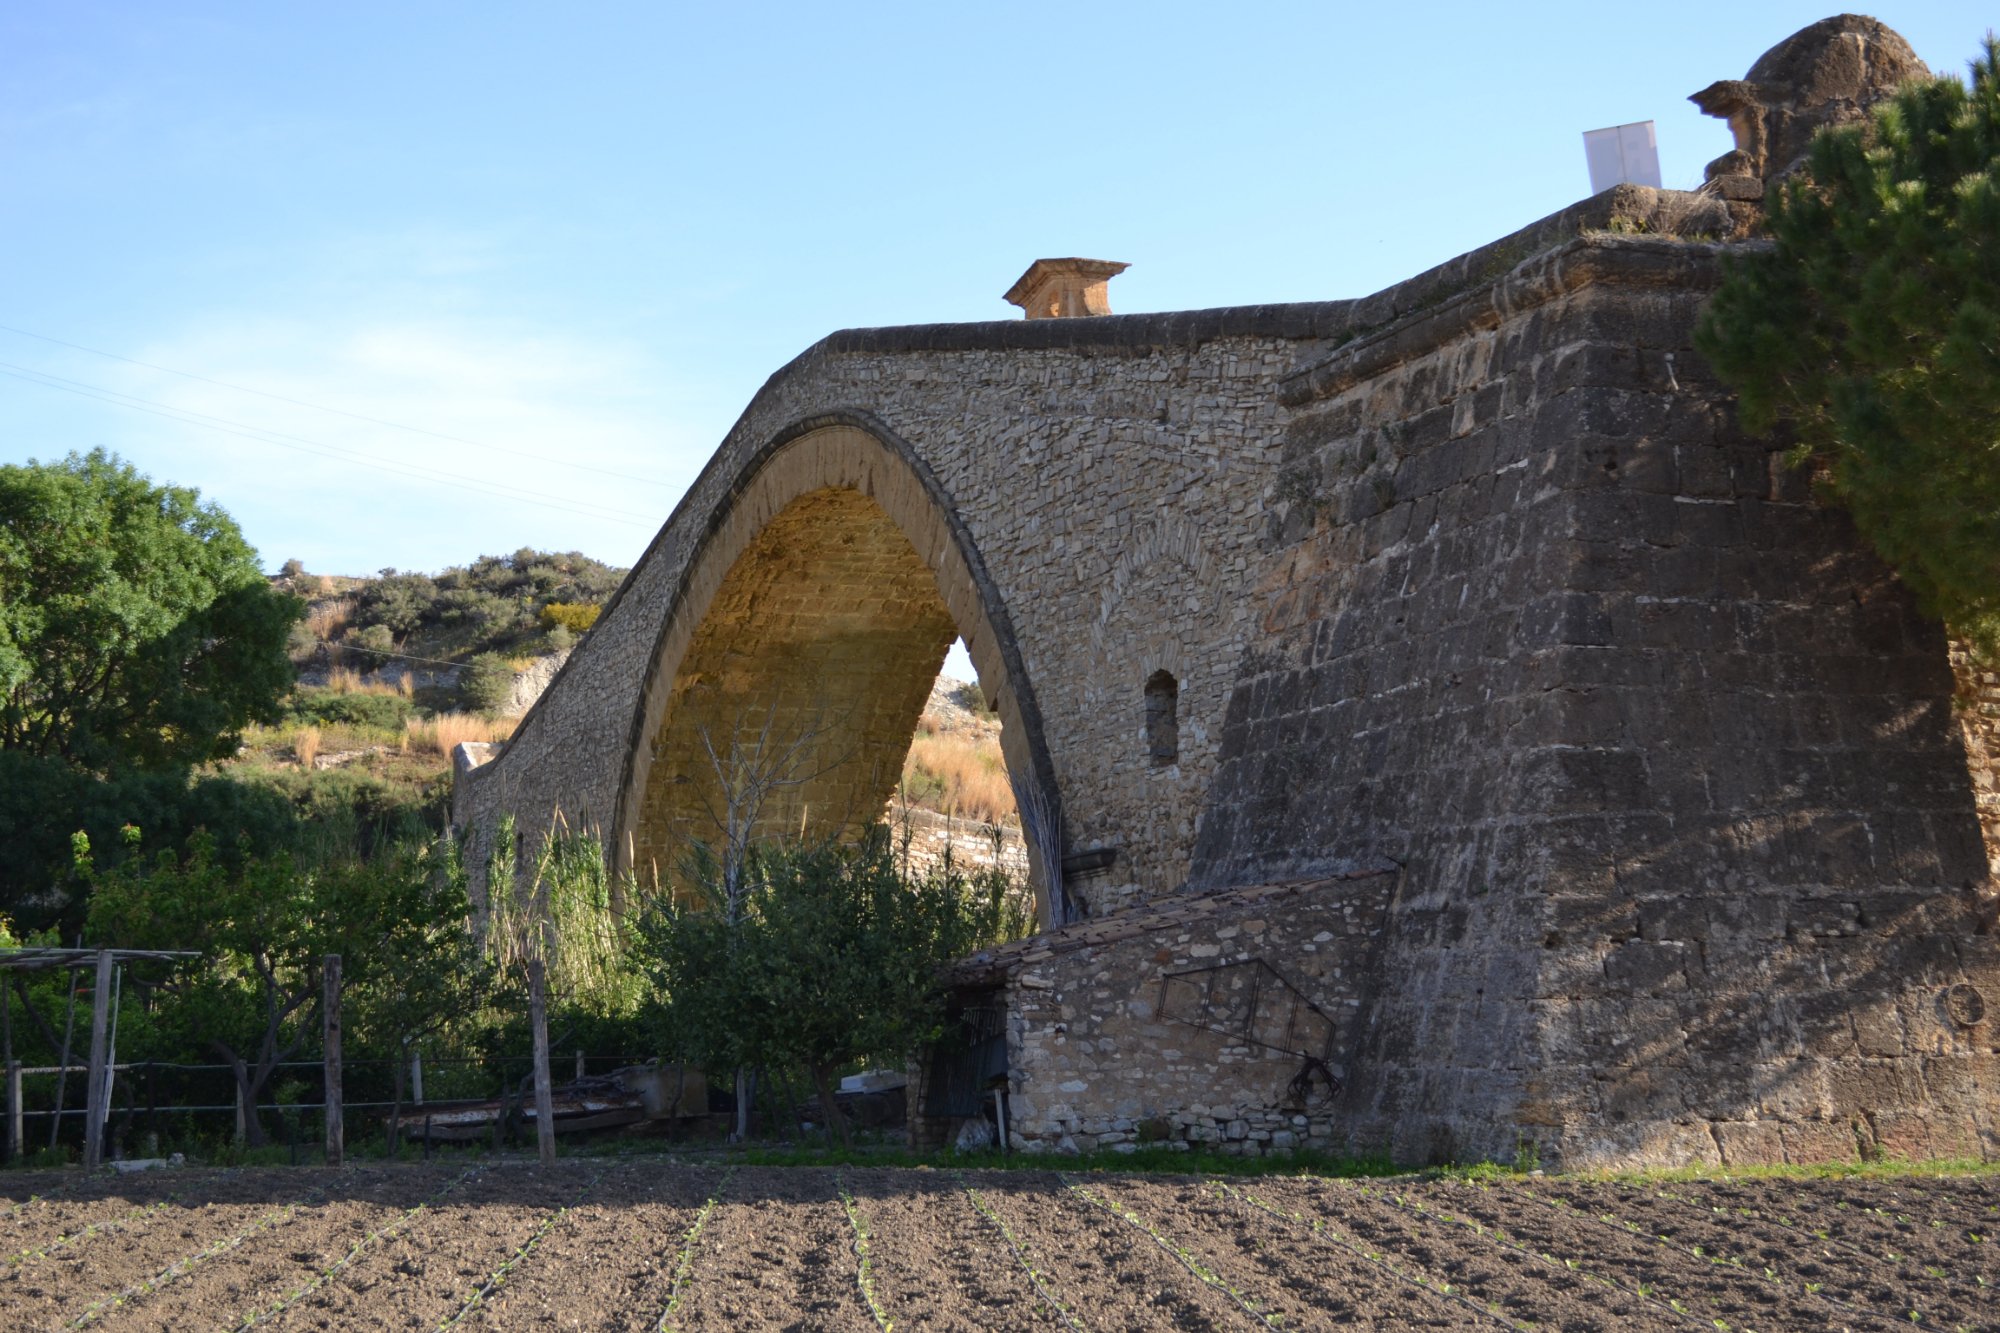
left=406, top=711, right=515, bottom=758
left=305, top=597, right=354, bottom=643
left=902, top=728, right=1015, bottom=824
left=325, top=665, right=413, bottom=697
left=294, top=725, right=322, bottom=769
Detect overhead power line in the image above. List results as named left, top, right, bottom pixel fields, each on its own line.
left=0, top=321, right=683, bottom=489
left=306, top=637, right=470, bottom=670
left=0, top=361, right=657, bottom=529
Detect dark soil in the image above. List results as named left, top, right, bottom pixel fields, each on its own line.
left=0, top=1161, right=1991, bottom=1331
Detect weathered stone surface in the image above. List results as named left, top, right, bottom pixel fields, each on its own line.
left=456, top=19, right=2000, bottom=1171
left=1692, top=14, right=1926, bottom=191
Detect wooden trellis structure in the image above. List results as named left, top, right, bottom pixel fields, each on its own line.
left=0, top=947, right=198, bottom=1171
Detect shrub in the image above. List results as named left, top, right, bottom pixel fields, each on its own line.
left=642, top=837, right=1030, bottom=1149
left=304, top=597, right=353, bottom=644
left=903, top=730, right=1015, bottom=823
left=289, top=688, right=413, bottom=732
left=539, top=601, right=601, bottom=634
left=459, top=653, right=516, bottom=713
left=350, top=623, right=395, bottom=655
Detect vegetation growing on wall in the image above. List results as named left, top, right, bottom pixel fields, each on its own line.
left=1697, top=37, right=2000, bottom=654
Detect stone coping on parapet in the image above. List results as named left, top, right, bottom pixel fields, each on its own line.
left=1278, top=232, right=1732, bottom=407
left=950, top=865, right=1400, bottom=988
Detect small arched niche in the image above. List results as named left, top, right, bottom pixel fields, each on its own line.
left=1145, top=669, right=1179, bottom=767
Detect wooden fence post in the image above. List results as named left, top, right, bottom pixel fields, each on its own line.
left=323, top=955, right=343, bottom=1167
left=527, top=955, right=555, bottom=1165
left=6, top=1061, right=21, bottom=1163
left=82, top=950, right=112, bottom=1172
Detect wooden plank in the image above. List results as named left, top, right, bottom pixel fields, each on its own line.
left=323, top=954, right=343, bottom=1167
left=81, top=950, right=112, bottom=1171
left=527, top=955, right=555, bottom=1164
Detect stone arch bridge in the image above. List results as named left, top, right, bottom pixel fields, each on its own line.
left=456, top=17, right=1999, bottom=1169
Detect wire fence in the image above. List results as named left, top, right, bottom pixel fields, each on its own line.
left=1, top=1053, right=660, bottom=1166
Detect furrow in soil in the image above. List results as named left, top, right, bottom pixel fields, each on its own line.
left=841, top=1166, right=1061, bottom=1331
left=1097, top=1174, right=1502, bottom=1331
left=1416, top=1176, right=1912, bottom=1328
left=1639, top=1178, right=1997, bottom=1302
left=1836, top=1176, right=2000, bottom=1208
left=969, top=1171, right=1264, bottom=1332
left=2, top=1179, right=206, bottom=1262
left=1796, top=1178, right=2000, bottom=1243
left=1, top=1174, right=85, bottom=1216
left=1394, top=1178, right=1865, bottom=1333
left=1257, top=1175, right=1688, bottom=1332
left=461, top=1163, right=716, bottom=1331
left=663, top=1166, right=874, bottom=1333
left=0, top=1172, right=320, bottom=1328
left=1522, top=1179, right=1979, bottom=1330
left=89, top=1168, right=437, bottom=1333
left=263, top=1162, right=581, bottom=1331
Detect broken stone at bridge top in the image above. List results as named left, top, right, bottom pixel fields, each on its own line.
left=1690, top=13, right=1925, bottom=200
left=1003, top=257, right=1129, bottom=319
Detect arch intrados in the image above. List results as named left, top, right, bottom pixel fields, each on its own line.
left=611, top=416, right=1058, bottom=914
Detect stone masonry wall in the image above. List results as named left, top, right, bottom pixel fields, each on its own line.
left=1199, top=237, right=2000, bottom=1167
left=940, top=872, right=1399, bottom=1154
left=1952, top=643, right=2000, bottom=883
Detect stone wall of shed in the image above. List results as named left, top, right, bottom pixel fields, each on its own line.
left=977, top=874, right=1399, bottom=1154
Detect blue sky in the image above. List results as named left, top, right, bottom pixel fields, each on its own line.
left=1, top=1, right=1986, bottom=588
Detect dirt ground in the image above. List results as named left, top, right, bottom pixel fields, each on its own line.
left=0, top=1160, right=1992, bottom=1331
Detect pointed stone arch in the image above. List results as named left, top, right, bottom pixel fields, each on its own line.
left=610, top=412, right=1064, bottom=923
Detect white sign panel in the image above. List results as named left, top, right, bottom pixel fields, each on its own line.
left=1583, top=120, right=1662, bottom=193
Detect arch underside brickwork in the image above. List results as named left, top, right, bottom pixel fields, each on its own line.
left=612, top=421, right=1059, bottom=919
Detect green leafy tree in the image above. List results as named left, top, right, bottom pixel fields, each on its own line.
left=344, top=838, right=484, bottom=1146
left=643, top=837, right=1027, bottom=1149
left=0, top=449, right=302, bottom=769
left=1696, top=39, right=2000, bottom=652
left=82, top=831, right=471, bottom=1147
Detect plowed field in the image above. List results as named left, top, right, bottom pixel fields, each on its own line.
left=0, top=1162, right=1992, bottom=1330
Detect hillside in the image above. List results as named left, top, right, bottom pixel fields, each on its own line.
left=233, top=551, right=1021, bottom=868
left=279, top=547, right=627, bottom=678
